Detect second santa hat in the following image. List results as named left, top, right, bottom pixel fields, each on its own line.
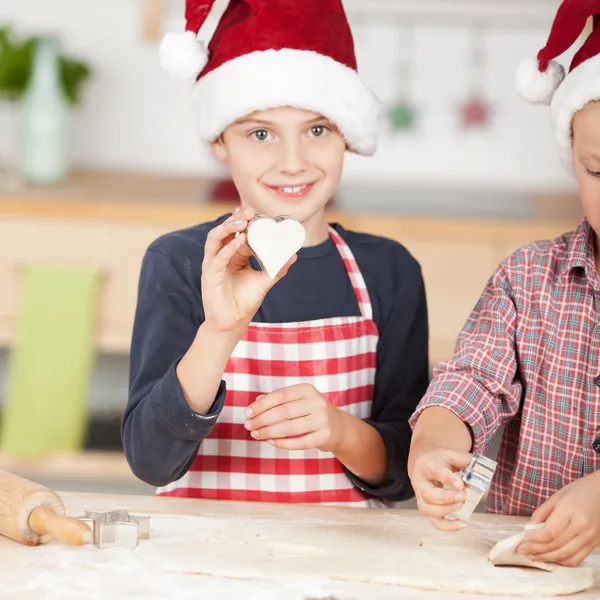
left=516, top=0, right=600, bottom=172
left=159, top=0, right=381, bottom=156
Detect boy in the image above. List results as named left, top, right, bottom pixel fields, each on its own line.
left=409, top=0, right=600, bottom=566
left=122, top=0, right=429, bottom=507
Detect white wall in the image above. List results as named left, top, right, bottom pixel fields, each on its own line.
left=0, top=0, right=580, bottom=193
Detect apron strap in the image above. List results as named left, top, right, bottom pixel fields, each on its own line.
left=328, top=226, right=373, bottom=320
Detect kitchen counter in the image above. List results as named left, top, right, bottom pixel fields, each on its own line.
left=0, top=168, right=583, bottom=224
left=0, top=169, right=585, bottom=367
left=0, top=491, right=598, bottom=599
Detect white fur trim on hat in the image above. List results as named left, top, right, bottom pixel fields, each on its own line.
left=515, top=57, right=565, bottom=105
left=159, top=31, right=209, bottom=80
left=551, top=54, right=600, bottom=174
left=191, top=48, right=381, bottom=156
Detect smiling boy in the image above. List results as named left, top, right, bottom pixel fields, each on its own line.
left=122, top=0, right=429, bottom=507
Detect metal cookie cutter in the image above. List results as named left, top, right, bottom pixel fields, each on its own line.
left=78, top=509, right=150, bottom=549
left=446, top=454, right=498, bottom=523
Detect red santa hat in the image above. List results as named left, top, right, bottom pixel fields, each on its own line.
left=516, top=0, right=600, bottom=172
left=158, top=0, right=381, bottom=156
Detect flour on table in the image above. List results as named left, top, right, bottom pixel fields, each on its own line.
left=132, top=514, right=596, bottom=596
left=2, top=513, right=596, bottom=598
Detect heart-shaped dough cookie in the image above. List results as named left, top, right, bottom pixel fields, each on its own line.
left=246, top=215, right=306, bottom=280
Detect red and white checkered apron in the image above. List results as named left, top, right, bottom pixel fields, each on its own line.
left=157, top=226, right=383, bottom=506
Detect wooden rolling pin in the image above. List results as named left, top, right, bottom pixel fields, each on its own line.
left=0, top=469, right=92, bottom=546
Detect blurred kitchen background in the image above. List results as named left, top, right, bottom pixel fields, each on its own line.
left=0, top=0, right=585, bottom=502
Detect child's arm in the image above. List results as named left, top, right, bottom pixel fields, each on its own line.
left=348, top=267, right=430, bottom=500
left=407, top=407, right=474, bottom=530
left=174, top=208, right=295, bottom=414
left=122, top=247, right=218, bottom=487
left=122, top=209, right=295, bottom=486
left=408, top=264, right=523, bottom=528
left=245, top=256, right=430, bottom=500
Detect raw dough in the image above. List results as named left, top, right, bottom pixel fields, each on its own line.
left=4, top=514, right=596, bottom=598
left=489, top=523, right=556, bottom=572
left=246, top=217, right=306, bottom=279
left=420, top=534, right=492, bottom=554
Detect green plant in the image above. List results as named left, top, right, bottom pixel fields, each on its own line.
left=0, top=25, right=92, bottom=106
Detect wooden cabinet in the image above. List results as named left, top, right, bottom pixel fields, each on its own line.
left=0, top=217, right=167, bottom=354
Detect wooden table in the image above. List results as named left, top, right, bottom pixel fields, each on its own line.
left=0, top=491, right=598, bottom=599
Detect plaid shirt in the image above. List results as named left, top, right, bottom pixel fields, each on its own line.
left=410, top=218, right=600, bottom=516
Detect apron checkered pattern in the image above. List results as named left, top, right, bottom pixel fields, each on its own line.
left=157, top=226, right=383, bottom=507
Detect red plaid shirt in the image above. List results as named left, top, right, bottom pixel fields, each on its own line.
left=410, top=218, right=600, bottom=516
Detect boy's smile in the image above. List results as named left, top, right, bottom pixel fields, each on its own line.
left=265, top=182, right=316, bottom=199
left=212, top=106, right=347, bottom=245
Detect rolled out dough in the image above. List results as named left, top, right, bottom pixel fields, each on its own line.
left=5, top=513, right=597, bottom=598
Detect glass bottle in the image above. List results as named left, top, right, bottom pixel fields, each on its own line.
left=19, top=35, right=68, bottom=185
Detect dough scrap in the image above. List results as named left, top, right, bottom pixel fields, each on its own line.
left=489, top=523, right=556, bottom=571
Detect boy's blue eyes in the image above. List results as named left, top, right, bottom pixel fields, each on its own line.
left=251, top=129, right=271, bottom=141
left=309, top=125, right=328, bottom=137
left=249, top=125, right=330, bottom=141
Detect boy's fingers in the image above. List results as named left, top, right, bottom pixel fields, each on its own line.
left=428, top=462, right=464, bottom=491
left=530, top=492, right=562, bottom=525
left=417, top=498, right=463, bottom=518
left=420, top=483, right=465, bottom=507
left=250, top=415, right=314, bottom=441
left=207, top=235, right=246, bottom=275
left=239, top=206, right=257, bottom=221
left=245, top=401, right=310, bottom=431
left=519, top=512, right=572, bottom=556
left=269, top=432, right=320, bottom=451
left=228, top=206, right=255, bottom=223
left=529, top=533, right=588, bottom=566
left=525, top=508, right=571, bottom=545
left=443, top=449, right=474, bottom=471
left=204, top=218, right=249, bottom=262
left=557, top=542, right=596, bottom=568
left=428, top=516, right=465, bottom=532
left=247, top=387, right=301, bottom=418
left=228, top=234, right=254, bottom=270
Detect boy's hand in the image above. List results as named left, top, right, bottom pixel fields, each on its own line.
left=244, top=384, right=344, bottom=452
left=516, top=472, right=600, bottom=567
left=408, top=444, right=472, bottom=531
left=201, top=208, right=297, bottom=333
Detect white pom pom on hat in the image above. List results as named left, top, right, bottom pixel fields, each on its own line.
left=159, top=31, right=209, bottom=79
left=158, top=0, right=217, bottom=80
left=515, top=0, right=600, bottom=173
left=515, top=57, right=565, bottom=105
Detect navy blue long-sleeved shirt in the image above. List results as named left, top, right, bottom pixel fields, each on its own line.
left=122, top=214, right=429, bottom=502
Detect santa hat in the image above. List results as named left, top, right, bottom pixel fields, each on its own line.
left=516, top=0, right=600, bottom=172
left=159, top=0, right=381, bottom=156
